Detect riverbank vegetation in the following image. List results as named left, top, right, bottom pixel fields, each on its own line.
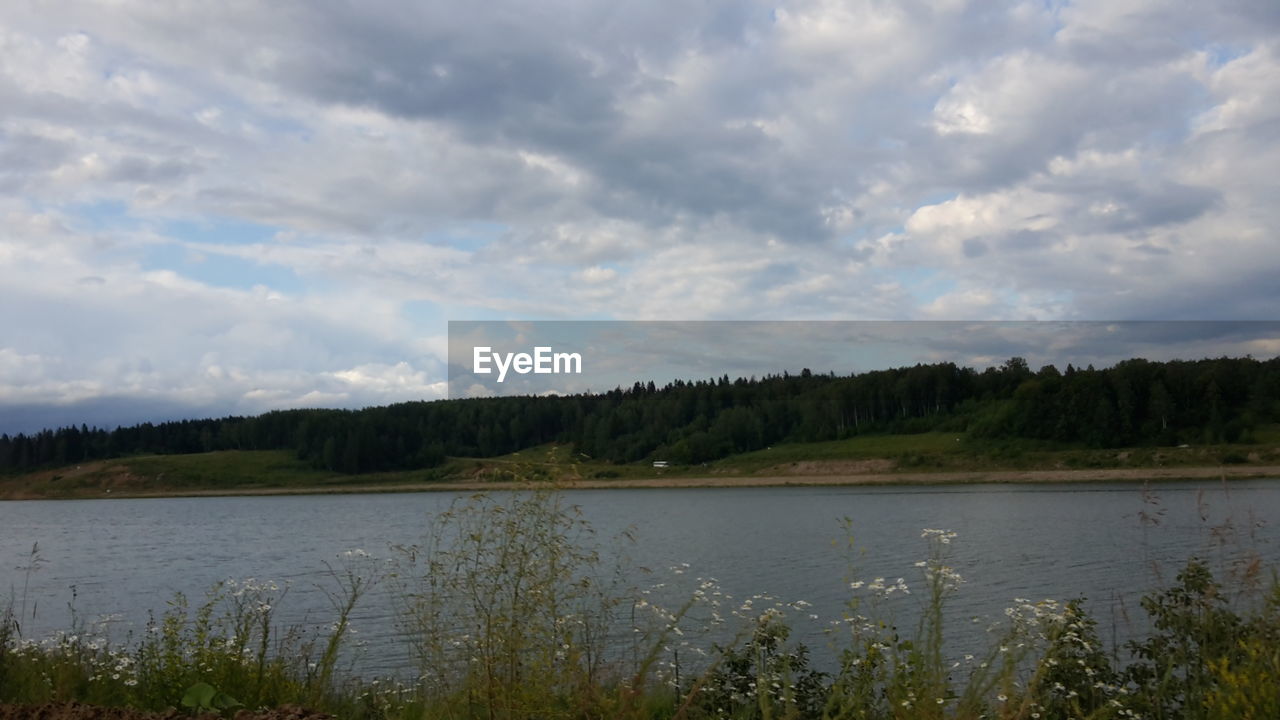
left=4, top=488, right=1278, bottom=719
left=3, top=429, right=1279, bottom=500
left=3, top=356, right=1279, bottom=477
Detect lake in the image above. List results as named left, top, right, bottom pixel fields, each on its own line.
left=3, top=480, right=1278, bottom=676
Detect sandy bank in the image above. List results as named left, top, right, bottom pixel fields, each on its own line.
left=8, top=464, right=1275, bottom=500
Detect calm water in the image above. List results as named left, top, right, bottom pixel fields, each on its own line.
left=3, top=480, right=1279, bottom=675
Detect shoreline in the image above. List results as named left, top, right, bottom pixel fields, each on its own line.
left=5, top=464, right=1279, bottom=501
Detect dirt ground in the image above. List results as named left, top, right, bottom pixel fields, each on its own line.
left=66, top=463, right=1280, bottom=496
left=4, top=462, right=1279, bottom=501
left=0, top=703, right=332, bottom=720
left=766, top=458, right=897, bottom=475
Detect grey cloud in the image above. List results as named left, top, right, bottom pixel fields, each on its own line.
left=1130, top=242, right=1171, bottom=256
left=18, top=0, right=1252, bottom=248
left=1106, top=184, right=1221, bottom=233
left=962, top=238, right=989, bottom=257
left=928, top=67, right=1208, bottom=193
left=36, top=3, right=876, bottom=240
left=909, top=321, right=1280, bottom=369
left=1072, top=265, right=1280, bottom=321
left=0, top=131, right=74, bottom=193
left=0, top=131, right=73, bottom=173
left=0, top=396, right=217, bottom=436
left=1030, top=176, right=1222, bottom=235
left=1058, top=0, right=1280, bottom=66
left=106, top=154, right=200, bottom=184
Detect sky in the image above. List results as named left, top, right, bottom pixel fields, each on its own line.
left=2, top=1, right=1279, bottom=433
left=446, top=322, right=1280, bottom=398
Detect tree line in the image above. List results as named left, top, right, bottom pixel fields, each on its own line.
left=2, top=355, right=1278, bottom=475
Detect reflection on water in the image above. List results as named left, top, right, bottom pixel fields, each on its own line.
left=2, top=480, right=1277, bottom=675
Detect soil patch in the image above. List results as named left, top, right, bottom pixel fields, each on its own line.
left=6, top=464, right=1280, bottom=500
left=769, top=459, right=896, bottom=475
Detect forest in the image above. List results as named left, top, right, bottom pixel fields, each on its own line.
left=2, top=355, right=1278, bottom=475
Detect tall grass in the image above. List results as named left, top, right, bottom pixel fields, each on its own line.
left=2, top=484, right=1278, bottom=719
left=0, top=551, right=387, bottom=717
left=389, top=489, right=634, bottom=718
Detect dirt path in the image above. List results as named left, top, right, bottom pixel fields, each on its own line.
left=17, top=464, right=1274, bottom=499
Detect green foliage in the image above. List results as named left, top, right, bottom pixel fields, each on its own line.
left=180, top=681, right=241, bottom=715
left=1025, top=600, right=1120, bottom=718
left=1123, top=560, right=1247, bottom=720
left=685, top=617, right=828, bottom=720
left=0, top=554, right=385, bottom=717
left=1205, top=636, right=1280, bottom=719
left=6, top=356, right=1279, bottom=478
left=390, top=488, right=635, bottom=718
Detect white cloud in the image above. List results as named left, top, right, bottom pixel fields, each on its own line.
left=1, top=0, right=1278, bottom=429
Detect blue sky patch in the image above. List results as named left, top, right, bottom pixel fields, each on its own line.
left=142, top=243, right=304, bottom=294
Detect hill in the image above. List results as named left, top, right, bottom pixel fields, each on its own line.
left=2, top=356, right=1279, bottom=485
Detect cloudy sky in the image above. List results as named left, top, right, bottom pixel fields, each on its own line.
left=2, top=1, right=1279, bottom=432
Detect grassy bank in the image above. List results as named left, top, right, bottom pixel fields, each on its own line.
left=2, top=428, right=1280, bottom=500
left=708, top=428, right=1280, bottom=475
left=3, top=488, right=1279, bottom=719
